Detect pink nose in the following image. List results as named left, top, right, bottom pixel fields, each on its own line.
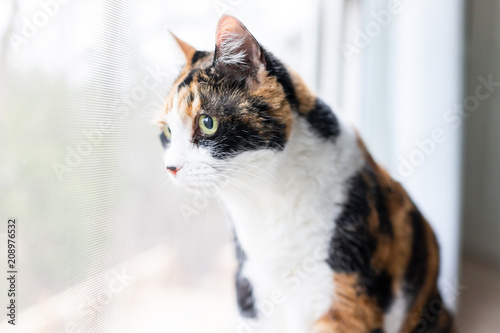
left=166, top=166, right=180, bottom=176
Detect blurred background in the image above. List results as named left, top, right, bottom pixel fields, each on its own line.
left=0, top=0, right=499, bottom=332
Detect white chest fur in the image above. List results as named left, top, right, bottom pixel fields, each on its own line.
left=220, top=115, right=365, bottom=332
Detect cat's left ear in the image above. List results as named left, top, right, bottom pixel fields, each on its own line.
left=170, top=31, right=197, bottom=66
left=213, top=15, right=266, bottom=87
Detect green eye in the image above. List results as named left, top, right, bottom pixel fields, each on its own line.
left=164, top=126, right=172, bottom=140
left=199, top=115, right=218, bottom=135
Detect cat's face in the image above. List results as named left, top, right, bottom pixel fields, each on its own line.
left=158, top=16, right=294, bottom=191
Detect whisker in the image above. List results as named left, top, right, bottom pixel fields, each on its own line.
left=226, top=161, right=279, bottom=180
left=201, top=186, right=210, bottom=224
left=213, top=185, right=232, bottom=226
left=220, top=174, right=260, bottom=197
left=214, top=165, right=285, bottom=192
left=220, top=178, right=257, bottom=210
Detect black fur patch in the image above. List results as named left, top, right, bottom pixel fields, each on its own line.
left=404, top=209, right=428, bottom=300
left=365, top=165, right=394, bottom=236
left=234, top=233, right=257, bottom=318
left=305, top=98, right=340, bottom=141
left=263, top=50, right=299, bottom=109
left=326, top=167, right=394, bottom=311
left=177, top=69, right=198, bottom=90
left=200, top=115, right=286, bottom=159
left=370, top=270, right=394, bottom=311
left=373, top=183, right=393, bottom=236
left=236, top=277, right=257, bottom=318
left=191, top=51, right=208, bottom=65
left=327, top=171, right=372, bottom=272
left=371, top=329, right=384, bottom=333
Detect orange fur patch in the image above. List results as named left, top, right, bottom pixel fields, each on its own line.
left=252, top=73, right=293, bottom=138
left=314, top=274, right=384, bottom=332
left=288, top=67, right=316, bottom=115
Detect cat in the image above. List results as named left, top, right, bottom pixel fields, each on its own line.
left=157, top=15, right=455, bottom=333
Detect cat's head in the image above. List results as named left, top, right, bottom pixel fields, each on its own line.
left=158, top=15, right=296, bottom=191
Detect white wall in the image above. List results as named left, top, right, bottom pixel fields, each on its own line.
left=354, top=0, right=465, bottom=309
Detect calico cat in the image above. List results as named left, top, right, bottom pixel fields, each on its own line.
left=158, top=15, right=455, bottom=333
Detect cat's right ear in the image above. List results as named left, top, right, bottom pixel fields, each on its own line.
left=169, top=31, right=197, bottom=66
left=213, top=15, right=265, bottom=87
